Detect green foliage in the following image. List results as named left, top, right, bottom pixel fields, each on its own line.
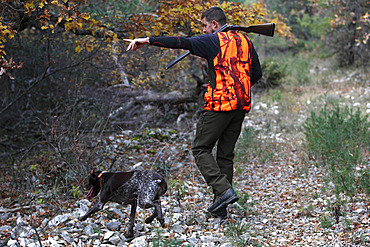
left=237, top=192, right=257, bottom=215
left=70, top=185, right=83, bottom=198
left=304, top=104, right=370, bottom=197
left=319, top=215, right=333, bottom=228
left=287, top=53, right=311, bottom=85
left=296, top=13, right=331, bottom=38
left=224, top=222, right=250, bottom=246
left=257, top=58, right=287, bottom=89
left=152, top=228, right=184, bottom=247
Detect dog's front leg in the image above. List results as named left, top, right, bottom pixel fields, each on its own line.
left=124, top=200, right=137, bottom=238
left=79, top=200, right=105, bottom=221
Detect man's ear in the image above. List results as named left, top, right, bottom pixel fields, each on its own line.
left=212, top=20, right=220, bottom=31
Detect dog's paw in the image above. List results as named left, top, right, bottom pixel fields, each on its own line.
left=145, top=216, right=155, bottom=224
left=124, top=230, right=134, bottom=239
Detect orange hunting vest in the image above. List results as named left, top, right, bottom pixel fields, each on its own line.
left=204, top=31, right=253, bottom=112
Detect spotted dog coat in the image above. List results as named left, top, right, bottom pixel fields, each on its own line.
left=79, top=169, right=167, bottom=238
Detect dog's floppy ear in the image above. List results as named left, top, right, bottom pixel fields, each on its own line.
left=90, top=169, right=101, bottom=178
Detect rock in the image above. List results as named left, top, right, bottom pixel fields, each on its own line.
left=109, top=234, right=122, bottom=245
left=11, top=224, right=35, bottom=239
left=0, top=212, right=11, bottom=221
left=173, top=206, right=182, bottom=213
left=172, top=224, right=185, bottom=234
left=104, top=230, right=115, bottom=240
left=7, top=239, right=18, bottom=247
left=110, top=207, right=126, bottom=218
left=130, top=235, right=147, bottom=247
left=47, top=236, right=61, bottom=247
left=0, top=225, right=12, bottom=235
left=90, top=233, right=102, bottom=240
left=105, top=221, right=121, bottom=231
left=84, top=223, right=96, bottom=236
left=49, top=213, right=72, bottom=226
left=135, top=223, right=144, bottom=232
left=171, top=213, right=182, bottom=221
left=60, top=231, right=73, bottom=244
left=220, top=243, right=233, bottom=247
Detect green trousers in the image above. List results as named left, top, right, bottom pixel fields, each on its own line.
left=192, top=109, right=246, bottom=197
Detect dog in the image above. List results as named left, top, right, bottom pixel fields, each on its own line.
left=79, top=169, right=167, bottom=238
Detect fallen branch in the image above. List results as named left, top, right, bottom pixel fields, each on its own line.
left=0, top=205, right=31, bottom=213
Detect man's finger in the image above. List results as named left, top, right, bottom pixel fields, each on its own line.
left=126, top=41, right=135, bottom=51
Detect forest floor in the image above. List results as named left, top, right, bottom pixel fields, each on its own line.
left=0, top=68, right=369, bottom=246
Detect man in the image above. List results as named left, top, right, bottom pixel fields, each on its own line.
left=124, top=7, right=262, bottom=218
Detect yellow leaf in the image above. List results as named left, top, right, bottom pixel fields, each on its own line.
left=57, top=16, right=63, bottom=24
left=112, top=34, right=119, bottom=43
left=86, top=44, right=92, bottom=52
left=75, top=45, right=82, bottom=53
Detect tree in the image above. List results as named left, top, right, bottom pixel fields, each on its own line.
left=265, top=0, right=369, bottom=67
left=0, top=0, right=291, bottom=157
left=328, top=0, right=369, bottom=67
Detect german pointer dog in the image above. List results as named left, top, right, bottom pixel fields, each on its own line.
left=79, top=169, right=167, bottom=238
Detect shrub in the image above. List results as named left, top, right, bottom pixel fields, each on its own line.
left=304, top=104, right=369, bottom=197
left=255, top=58, right=287, bottom=90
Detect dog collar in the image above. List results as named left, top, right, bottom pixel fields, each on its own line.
left=98, top=171, right=108, bottom=187
left=98, top=171, right=107, bottom=179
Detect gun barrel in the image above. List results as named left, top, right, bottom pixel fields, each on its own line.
left=165, top=51, right=190, bottom=70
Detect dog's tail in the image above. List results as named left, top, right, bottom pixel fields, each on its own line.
left=155, top=178, right=167, bottom=196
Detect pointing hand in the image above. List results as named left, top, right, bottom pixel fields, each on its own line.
left=123, top=37, right=149, bottom=51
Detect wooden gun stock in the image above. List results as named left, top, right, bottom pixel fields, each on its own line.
left=230, top=23, right=275, bottom=37
left=165, top=23, right=275, bottom=70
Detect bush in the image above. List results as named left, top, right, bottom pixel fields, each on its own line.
left=255, top=58, right=287, bottom=90
left=304, top=104, right=369, bottom=197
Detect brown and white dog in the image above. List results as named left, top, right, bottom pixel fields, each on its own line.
left=79, top=169, right=167, bottom=238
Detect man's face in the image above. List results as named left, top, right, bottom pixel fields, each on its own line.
left=202, top=17, right=215, bottom=34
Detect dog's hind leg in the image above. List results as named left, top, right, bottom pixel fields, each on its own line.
left=124, top=200, right=137, bottom=239
left=154, top=200, right=165, bottom=227
left=145, top=208, right=158, bottom=224
left=144, top=200, right=164, bottom=227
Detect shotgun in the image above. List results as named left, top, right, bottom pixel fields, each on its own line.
left=165, top=23, right=275, bottom=70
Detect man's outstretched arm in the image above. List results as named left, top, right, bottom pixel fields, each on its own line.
left=124, top=36, right=194, bottom=53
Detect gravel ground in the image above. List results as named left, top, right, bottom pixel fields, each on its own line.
left=1, top=71, right=369, bottom=246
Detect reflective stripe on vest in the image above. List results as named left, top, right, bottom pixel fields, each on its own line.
left=204, top=31, right=252, bottom=111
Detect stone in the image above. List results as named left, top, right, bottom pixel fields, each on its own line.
left=105, top=221, right=121, bottom=231
left=104, top=230, right=115, bottom=240
left=130, top=235, right=147, bottom=247
left=49, top=214, right=72, bottom=226
left=172, top=224, right=185, bottom=234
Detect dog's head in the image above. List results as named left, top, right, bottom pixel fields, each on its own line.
left=86, top=169, right=102, bottom=199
